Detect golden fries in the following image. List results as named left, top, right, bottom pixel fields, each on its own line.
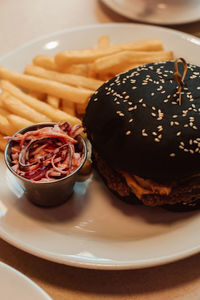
left=0, top=35, right=174, bottom=153
left=8, top=115, right=33, bottom=131
left=115, top=39, right=164, bottom=51
left=61, top=64, right=89, bottom=76
left=55, top=39, right=164, bottom=67
left=55, top=47, right=119, bottom=67
left=75, top=102, right=88, bottom=116
left=1, top=80, right=81, bottom=126
left=0, top=134, right=7, bottom=151
left=24, top=64, right=103, bottom=90
left=28, top=90, right=46, bottom=100
left=33, top=55, right=57, bottom=71
left=1, top=91, right=50, bottom=123
left=0, top=114, right=15, bottom=136
left=0, top=107, right=10, bottom=117
left=46, top=95, right=60, bottom=109
left=62, top=99, right=75, bottom=116
left=0, top=66, right=93, bottom=104
left=91, top=50, right=173, bottom=75
left=97, top=35, right=110, bottom=49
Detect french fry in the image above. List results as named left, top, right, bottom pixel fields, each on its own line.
left=1, top=92, right=50, bottom=123
left=24, top=64, right=103, bottom=91
left=61, top=64, right=89, bottom=76
left=97, top=73, right=114, bottom=81
left=62, top=99, right=75, bottom=116
left=55, top=47, right=119, bottom=67
left=1, top=81, right=81, bottom=126
left=0, top=114, right=15, bottom=136
left=28, top=90, right=46, bottom=101
left=8, top=114, right=33, bottom=131
left=0, top=107, right=10, bottom=117
left=55, top=39, right=164, bottom=67
left=0, top=36, right=173, bottom=153
left=91, top=50, right=174, bottom=75
left=97, top=64, right=143, bottom=80
left=97, top=35, right=110, bottom=49
left=75, top=102, right=88, bottom=116
left=0, top=134, right=7, bottom=151
left=0, top=97, right=3, bottom=107
left=46, top=95, right=60, bottom=109
left=115, top=39, right=163, bottom=51
left=96, top=63, right=142, bottom=80
left=33, top=55, right=57, bottom=71
left=0, top=66, right=93, bottom=105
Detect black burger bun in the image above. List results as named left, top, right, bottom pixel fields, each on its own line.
left=83, top=61, right=200, bottom=184
left=92, top=148, right=200, bottom=212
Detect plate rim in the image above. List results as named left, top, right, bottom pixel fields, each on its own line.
left=1, top=227, right=200, bottom=270
left=0, top=23, right=200, bottom=270
left=0, top=262, right=52, bottom=299
left=0, top=22, right=200, bottom=62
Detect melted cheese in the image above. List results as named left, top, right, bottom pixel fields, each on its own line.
left=120, top=171, right=171, bottom=199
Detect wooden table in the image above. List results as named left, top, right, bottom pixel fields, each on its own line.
left=0, top=1, right=200, bottom=299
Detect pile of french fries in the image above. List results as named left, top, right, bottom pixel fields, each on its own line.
left=0, top=35, right=173, bottom=151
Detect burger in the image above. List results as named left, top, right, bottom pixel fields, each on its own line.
left=83, top=59, right=200, bottom=211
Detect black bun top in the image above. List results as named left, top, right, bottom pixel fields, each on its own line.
left=83, top=61, right=200, bottom=183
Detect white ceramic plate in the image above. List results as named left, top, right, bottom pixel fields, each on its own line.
left=102, top=0, right=200, bottom=25
left=0, top=262, right=52, bottom=300
left=0, top=24, right=200, bottom=270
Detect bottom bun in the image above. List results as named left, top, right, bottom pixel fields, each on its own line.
left=163, top=201, right=200, bottom=212
left=92, top=152, right=200, bottom=212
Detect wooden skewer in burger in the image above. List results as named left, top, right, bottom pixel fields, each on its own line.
left=83, top=58, right=200, bottom=211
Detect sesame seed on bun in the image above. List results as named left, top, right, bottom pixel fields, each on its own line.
left=83, top=60, right=200, bottom=211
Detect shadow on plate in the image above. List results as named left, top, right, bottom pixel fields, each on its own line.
left=92, top=171, right=200, bottom=226
left=5, top=169, right=92, bottom=223
left=4, top=168, right=200, bottom=227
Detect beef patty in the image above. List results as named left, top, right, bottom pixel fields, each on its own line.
left=93, top=151, right=200, bottom=209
